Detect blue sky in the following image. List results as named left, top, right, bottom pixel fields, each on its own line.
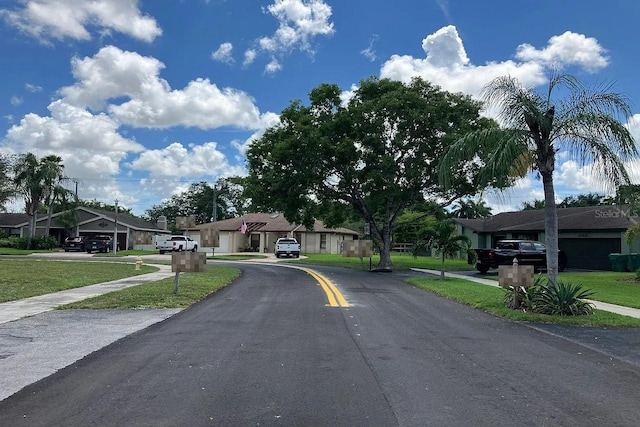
left=1, top=0, right=639, bottom=216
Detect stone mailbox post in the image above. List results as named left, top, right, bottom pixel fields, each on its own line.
left=171, top=251, right=207, bottom=294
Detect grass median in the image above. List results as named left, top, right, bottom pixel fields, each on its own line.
left=285, top=253, right=473, bottom=271
left=60, top=266, right=241, bottom=310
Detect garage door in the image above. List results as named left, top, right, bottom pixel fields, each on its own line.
left=559, top=238, right=620, bottom=271
left=217, top=234, right=229, bottom=253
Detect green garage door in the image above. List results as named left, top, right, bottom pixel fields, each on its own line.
left=558, top=238, right=621, bottom=271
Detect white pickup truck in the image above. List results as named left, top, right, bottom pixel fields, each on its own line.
left=156, top=235, right=198, bottom=254
left=274, top=237, right=300, bottom=258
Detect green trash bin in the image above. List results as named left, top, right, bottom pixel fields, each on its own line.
left=609, top=253, right=629, bottom=272
left=629, top=253, right=640, bottom=272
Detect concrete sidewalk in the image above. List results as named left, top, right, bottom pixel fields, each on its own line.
left=412, top=268, right=640, bottom=319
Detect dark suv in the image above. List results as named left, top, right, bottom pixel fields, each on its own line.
left=64, top=236, right=86, bottom=252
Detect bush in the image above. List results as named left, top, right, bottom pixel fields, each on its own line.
left=0, top=236, right=58, bottom=250
left=503, top=276, right=594, bottom=316
left=0, top=237, right=28, bottom=249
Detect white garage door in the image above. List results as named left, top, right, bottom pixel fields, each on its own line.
left=217, top=234, right=229, bottom=253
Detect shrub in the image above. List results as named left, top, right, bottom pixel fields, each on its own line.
left=31, top=235, right=59, bottom=250
left=503, top=276, right=594, bottom=316
left=0, top=237, right=28, bottom=249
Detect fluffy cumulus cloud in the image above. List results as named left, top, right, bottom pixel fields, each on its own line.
left=2, top=45, right=276, bottom=210
left=0, top=0, right=162, bottom=43
left=246, top=0, right=334, bottom=73
left=380, top=26, right=609, bottom=97
left=128, top=142, right=245, bottom=179
left=515, top=31, right=609, bottom=72
left=60, top=46, right=267, bottom=130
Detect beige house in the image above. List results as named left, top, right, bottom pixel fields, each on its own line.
left=191, top=213, right=359, bottom=254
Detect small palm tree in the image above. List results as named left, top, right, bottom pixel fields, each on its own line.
left=413, top=220, right=471, bottom=280
left=13, top=153, right=68, bottom=248
left=441, top=73, right=637, bottom=284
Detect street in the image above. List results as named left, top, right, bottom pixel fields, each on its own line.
left=2, top=262, right=640, bottom=426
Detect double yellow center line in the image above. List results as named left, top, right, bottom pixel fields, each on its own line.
left=295, top=266, right=349, bottom=308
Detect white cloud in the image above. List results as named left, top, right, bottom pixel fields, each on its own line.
left=243, top=49, right=257, bottom=66
left=59, top=46, right=267, bottom=130
left=265, top=59, right=283, bottom=74
left=212, top=42, right=235, bottom=64
left=25, top=83, right=42, bottom=93
left=361, top=34, right=379, bottom=62
left=128, top=141, right=245, bottom=179
left=10, top=96, right=23, bottom=106
left=515, top=31, right=609, bottom=72
left=244, top=0, right=334, bottom=72
left=5, top=100, right=144, bottom=153
left=0, top=0, right=162, bottom=43
left=380, top=25, right=608, bottom=97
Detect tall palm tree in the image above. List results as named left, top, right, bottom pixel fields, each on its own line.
left=0, top=154, right=14, bottom=212
left=13, top=153, right=68, bottom=247
left=441, top=73, right=637, bottom=284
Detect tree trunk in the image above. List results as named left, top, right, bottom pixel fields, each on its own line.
left=377, top=224, right=393, bottom=270
left=45, top=203, right=53, bottom=237
left=440, top=255, right=445, bottom=280
left=542, top=172, right=559, bottom=285
left=27, top=215, right=36, bottom=250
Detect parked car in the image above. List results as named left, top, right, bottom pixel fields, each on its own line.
left=85, top=235, right=114, bottom=253
left=63, top=236, right=86, bottom=252
left=156, top=235, right=198, bottom=254
left=274, top=237, right=300, bottom=258
left=473, top=239, right=567, bottom=273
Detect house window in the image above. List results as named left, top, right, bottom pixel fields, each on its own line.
left=320, top=234, right=327, bottom=249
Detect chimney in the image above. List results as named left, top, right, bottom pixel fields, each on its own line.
left=157, top=215, right=168, bottom=230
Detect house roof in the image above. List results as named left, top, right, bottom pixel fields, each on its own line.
left=454, top=205, right=638, bottom=233
left=195, top=212, right=359, bottom=235
left=1, top=207, right=164, bottom=232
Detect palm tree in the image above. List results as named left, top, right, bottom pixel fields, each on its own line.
left=13, top=153, right=68, bottom=248
left=413, top=220, right=471, bottom=280
left=521, top=199, right=545, bottom=210
left=451, top=198, right=493, bottom=219
left=441, top=73, right=637, bottom=284
left=0, top=154, right=14, bottom=212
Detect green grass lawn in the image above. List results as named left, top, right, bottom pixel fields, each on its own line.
left=407, top=276, right=640, bottom=327
left=0, top=248, right=58, bottom=255
left=209, top=254, right=269, bottom=261
left=0, top=259, right=158, bottom=302
left=478, top=271, right=640, bottom=309
left=286, top=253, right=473, bottom=271
left=60, top=266, right=241, bottom=309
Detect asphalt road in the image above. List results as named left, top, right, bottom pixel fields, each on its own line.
left=2, top=263, right=640, bottom=426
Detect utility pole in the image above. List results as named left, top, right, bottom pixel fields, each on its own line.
left=211, top=185, right=217, bottom=222
left=114, top=199, right=118, bottom=255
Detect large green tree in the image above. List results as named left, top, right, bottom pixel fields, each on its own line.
left=12, top=153, right=68, bottom=247
left=246, top=77, right=499, bottom=269
left=143, top=178, right=246, bottom=226
left=441, top=73, right=637, bottom=283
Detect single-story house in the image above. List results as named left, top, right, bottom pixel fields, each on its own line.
left=0, top=207, right=169, bottom=250
left=191, top=212, right=359, bottom=254
left=453, top=205, right=640, bottom=270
